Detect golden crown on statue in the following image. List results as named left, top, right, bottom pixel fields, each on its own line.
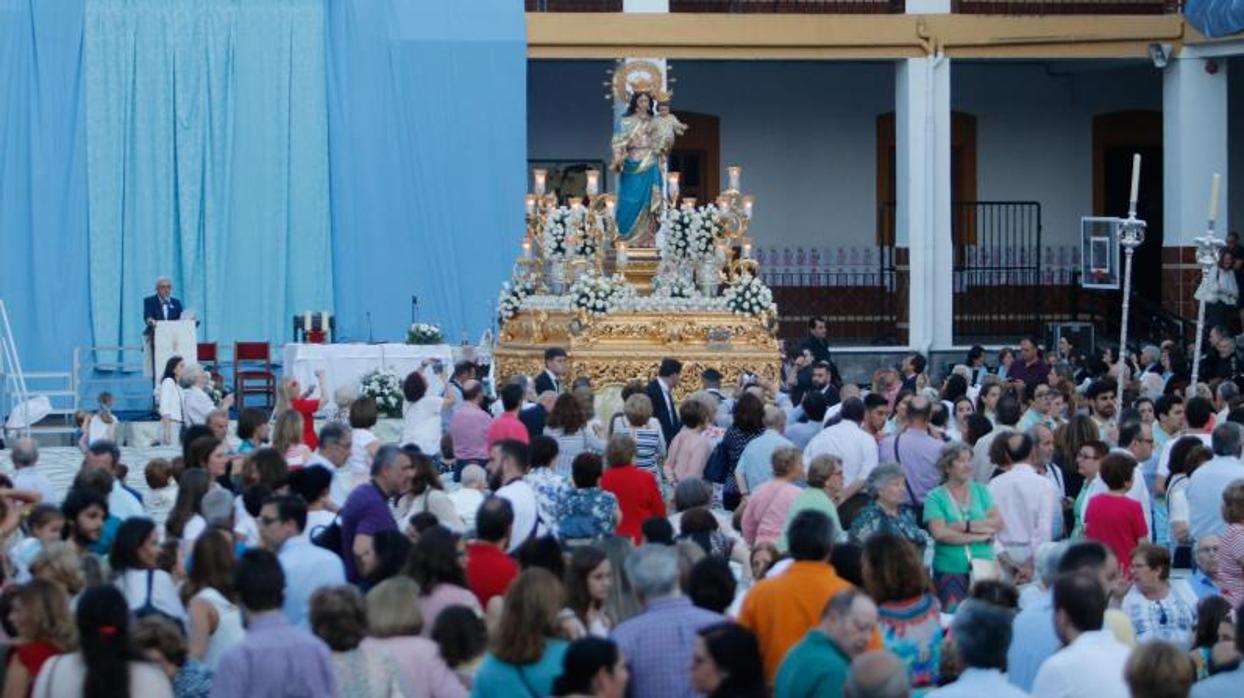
left=606, top=59, right=674, bottom=103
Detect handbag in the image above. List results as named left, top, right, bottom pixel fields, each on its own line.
left=135, top=569, right=186, bottom=634
left=703, top=439, right=729, bottom=484
left=967, top=545, right=1002, bottom=583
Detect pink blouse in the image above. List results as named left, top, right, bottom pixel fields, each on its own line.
left=361, top=636, right=467, bottom=698
left=665, top=428, right=712, bottom=485
left=741, top=480, right=803, bottom=547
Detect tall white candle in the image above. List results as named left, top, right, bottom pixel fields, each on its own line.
left=1129, top=154, right=1141, bottom=208
left=533, top=169, right=547, bottom=196
left=586, top=170, right=600, bottom=196
left=667, top=172, right=680, bottom=199
left=1209, top=172, right=1221, bottom=223
left=728, top=166, right=742, bottom=191
left=525, top=195, right=535, bottom=216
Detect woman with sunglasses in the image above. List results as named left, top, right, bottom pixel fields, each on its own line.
left=1122, top=543, right=1197, bottom=647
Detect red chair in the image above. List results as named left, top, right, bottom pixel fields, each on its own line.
left=197, top=342, right=224, bottom=390
left=233, top=342, right=276, bottom=411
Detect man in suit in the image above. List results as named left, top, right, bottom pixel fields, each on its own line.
left=143, top=277, right=184, bottom=335
left=646, top=357, right=683, bottom=444
left=534, top=347, right=567, bottom=395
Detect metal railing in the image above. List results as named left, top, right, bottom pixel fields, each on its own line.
left=670, top=0, right=905, bottom=11
left=525, top=0, right=623, bottom=10
left=525, top=0, right=1170, bottom=11
left=951, top=0, right=1177, bottom=14
left=0, top=300, right=33, bottom=438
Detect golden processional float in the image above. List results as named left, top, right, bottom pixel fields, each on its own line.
left=493, top=61, right=781, bottom=398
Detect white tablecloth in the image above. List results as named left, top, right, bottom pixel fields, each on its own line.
left=283, top=343, right=455, bottom=399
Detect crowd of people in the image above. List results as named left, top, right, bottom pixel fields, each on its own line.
left=1, top=320, right=1244, bottom=697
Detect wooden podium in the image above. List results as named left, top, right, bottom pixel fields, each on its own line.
left=148, top=319, right=198, bottom=383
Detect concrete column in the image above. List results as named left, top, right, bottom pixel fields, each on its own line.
left=1164, top=57, right=1229, bottom=247
left=896, top=55, right=953, bottom=352
left=623, top=0, right=669, bottom=11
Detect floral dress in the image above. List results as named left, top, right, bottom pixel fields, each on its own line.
left=525, top=468, right=569, bottom=539
left=848, top=501, right=931, bottom=553
left=878, top=593, right=943, bottom=694
left=555, top=487, right=620, bottom=541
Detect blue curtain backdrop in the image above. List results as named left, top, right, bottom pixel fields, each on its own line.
left=0, top=0, right=93, bottom=372
left=83, top=0, right=334, bottom=355
left=326, top=0, right=526, bottom=345
left=1185, top=0, right=1244, bottom=38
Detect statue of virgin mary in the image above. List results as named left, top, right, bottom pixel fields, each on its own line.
left=611, top=91, right=662, bottom=246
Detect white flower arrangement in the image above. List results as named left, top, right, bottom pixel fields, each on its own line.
left=406, top=322, right=443, bottom=345
left=358, top=368, right=403, bottom=417
left=661, top=205, right=727, bottom=263
left=692, top=204, right=726, bottom=256
left=652, top=272, right=699, bottom=299
left=723, top=273, right=776, bottom=317
left=497, top=277, right=537, bottom=323
left=569, top=272, right=635, bottom=317
left=542, top=206, right=573, bottom=259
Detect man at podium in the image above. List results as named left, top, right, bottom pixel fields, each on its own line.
left=143, top=277, right=184, bottom=335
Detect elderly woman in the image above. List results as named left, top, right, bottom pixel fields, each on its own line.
left=664, top=399, right=713, bottom=487
left=310, top=586, right=407, bottom=698
left=848, top=464, right=929, bottom=553
left=923, top=442, right=1003, bottom=612
left=1122, top=543, right=1197, bottom=647
left=778, top=455, right=846, bottom=553
left=555, top=453, right=621, bottom=543
left=1216, top=480, right=1244, bottom=606
left=740, top=447, right=805, bottom=548
left=183, top=366, right=233, bottom=428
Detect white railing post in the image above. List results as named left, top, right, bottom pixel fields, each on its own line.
left=0, top=300, right=32, bottom=438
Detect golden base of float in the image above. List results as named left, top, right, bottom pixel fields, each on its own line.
left=495, top=306, right=782, bottom=401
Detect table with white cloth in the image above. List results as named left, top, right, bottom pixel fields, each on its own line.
left=283, top=342, right=455, bottom=400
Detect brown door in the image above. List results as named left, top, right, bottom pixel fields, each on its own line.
left=876, top=112, right=978, bottom=245
left=668, top=111, right=720, bottom=205
left=1093, top=111, right=1162, bottom=303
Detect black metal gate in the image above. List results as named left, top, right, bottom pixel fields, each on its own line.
left=952, top=201, right=1043, bottom=341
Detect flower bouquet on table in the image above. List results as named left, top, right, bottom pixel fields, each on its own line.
left=498, top=277, right=537, bottom=323
left=407, top=323, right=443, bottom=345
left=358, top=369, right=403, bottom=418
left=569, top=272, right=635, bottom=318
left=723, top=273, right=776, bottom=317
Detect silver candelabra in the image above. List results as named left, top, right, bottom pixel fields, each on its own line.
left=1189, top=173, right=1224, bottom=391
left=1114, top=154, right=1146, bottom=422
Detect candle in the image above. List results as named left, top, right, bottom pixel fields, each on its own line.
left=586, top=169, right=600, bottom=196
left=667, top=172, right=681, bottom=199
left=1128, top=154, right=1141, bottom=208
left=525, top=194, right=535, bottom=216
left=728, top=166, right=742, bottom=191
left=681, top=198, right=696, bottom=211
left=533, top=169, right=547, bottom=196
left=742, top=195, right=755, bottom=219
left=742, top=241, right=752, bottom=259
left=1209, top=172, right=1221, bottom=223
left=617, top=243, right=628, bottom=268
left=605, top=198, right=616, bottom=219
left=522, top=239, right=532, bottom=258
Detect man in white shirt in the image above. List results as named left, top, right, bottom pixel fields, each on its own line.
left=1188, top=422, right=1244, bottom=541
left=988, top=433, right=1057, bottom=583
left=491, top=439, right=540, bottom=551
left=1031, top=573, right=1131, bottom=698
left=303, top=423, right=354, bottom=507
left=1028, top=423, right=1068, bottom=541
left=973, top=395, right=1023, bottom=482
left=804, top=398, right=878, bottom=503
left=82, top=441, right=145, bottom=520
left=9, top=438, right=58, bottom=506
left=929, top=600, right=1028, bottom=698
left=1082, top=423, right=1154, bottom=535
left=1156, top=395, right=1214, bottom=493
left=258, top=494, right=346, bottom=629
left=448, top=464, right=488, bottom=532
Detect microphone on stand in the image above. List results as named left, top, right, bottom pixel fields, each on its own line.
left=366, top=312, right=374, bottom=344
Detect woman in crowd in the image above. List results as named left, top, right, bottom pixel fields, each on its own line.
left=182, top=367, right=232, bottom=427
left=923, top=441, right=1002, bottom=612
left=717, top=392, right=767, bottom=511
left=357, top=530, right=412, bottom=592
left=166, top=468, right=213, bottom=550
left=1123, top=543, right=1198, bottom=647
left=287, top=466, right=337, bottom=541
left=395, top=451, right=464, bottom=532
left=974, top=379, right=1002, bottom=426
left=616, top=395, right=666, bottom=477
left=235, top=407, right=270, bottom=454
left=32, top=585, right=172, bottom=697
left=401, top=367, right=450, bottom=457
left=1167, top=438, right=1213, bottom=553
left=1123, top=640, right=1195, bottom=698
left=180, top=530, right=244, bottom=670
left=561, top=546, right=614, bottom=639
left=1053, top=413, right=1098, bottom=499
left=158, top=356, right=186, bottom=446
left=472, top=568, right=570, bottom=697
left=848, top=464, right=929, bottom=553
left=272, top=411, right=312, bottom=468
left=81, top=392, right=118, bottom=449
left=551, top=637, right=629, bottom=698
left=740, top=446, right=804, bottom=548
left=110, top=518, right=187, bottom=626
left=185, top=436, right=231, bottom=491
left=1069, top=439, right=1109, bottom=537
left=555, top=453, right=620, bottom=543
left=600, top=435, right=665, bottom=545
left=781, top=455, right=846, bottom=553
left=30, top=543, right=87, bottom=604
left=431, top=606, right=488, bottom=692
left=1189, top=595, right=1236, bottom=679
left=3, top=579, right=77, bottom=698
left=948, top=396, right=974, bottom=443
left=362, top=577, right=466, bottom=698
left=132, top=617, right=213, bottom=698
left=669, top=479, right=733, bottom=537
left=545, top=393, right=605, bottom=480
left=404, top=526, right=481, bottom=634
left=688, top=622, right=766, bottom=698
left=862, top=533, right=943, bottom=691
left=276, top=370, right=327, bottom=450
left=348, top=398, right=382, bottom=478
left=1217, top=479, right=1244, bottom=605
left=665, top=399, right=713, bottom=488
left=309, top=586, right=406, bottom=698
left=525, top=436, right=569, bottom=541
left=607, top=381, right=649, bottom=437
